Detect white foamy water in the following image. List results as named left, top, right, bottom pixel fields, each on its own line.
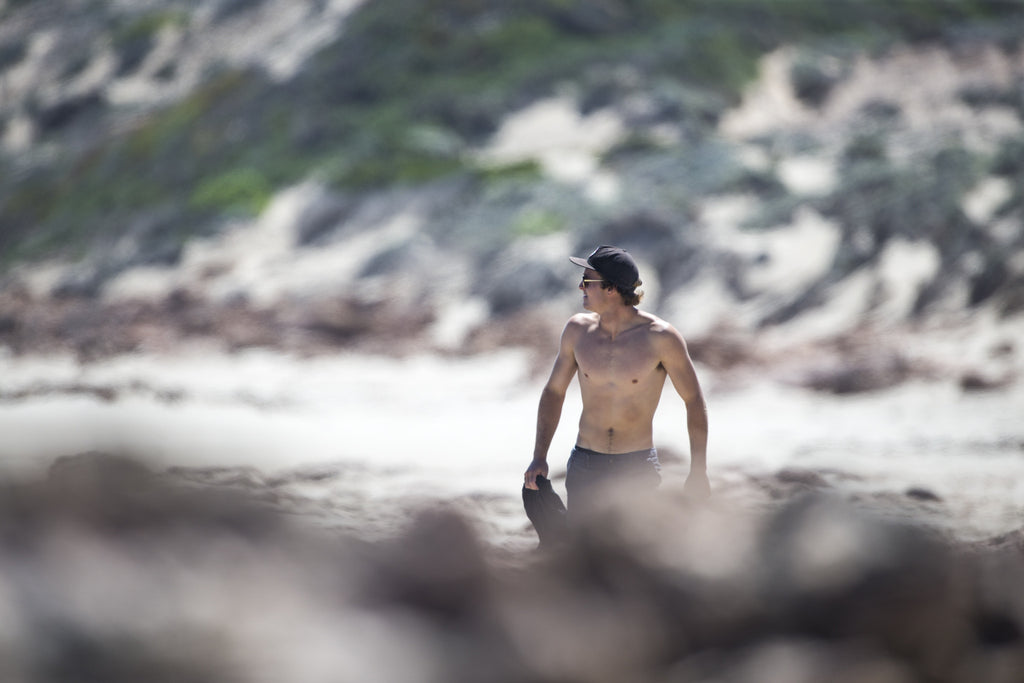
left=1, top=349, right=1022, bottom=541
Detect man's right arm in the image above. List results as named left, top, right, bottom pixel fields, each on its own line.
left=524, top=318, right=581, bottom=489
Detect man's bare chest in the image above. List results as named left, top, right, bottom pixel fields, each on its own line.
left=575, top=333, right=662, bottom=387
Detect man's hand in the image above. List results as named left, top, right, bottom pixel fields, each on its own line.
left=683, top=470, right=711, bottom=500
left=523, top=459, right=549, bottom=490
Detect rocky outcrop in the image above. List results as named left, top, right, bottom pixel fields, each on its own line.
left=0, top=452, right=1020, bottom=682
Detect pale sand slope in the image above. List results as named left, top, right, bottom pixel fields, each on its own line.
left=1, top=348, right=1022, bottom=547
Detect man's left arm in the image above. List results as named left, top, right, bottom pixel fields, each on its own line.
left=658, top=326, right=710, bottom=498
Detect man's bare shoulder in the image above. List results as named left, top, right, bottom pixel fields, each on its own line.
left=558, top=313, right=597, bottom=348
left=570, top=311, right=599, bottom=324
left=637, top=311, right=680, bottom=336
left=566, top=312, right=599, bottom=331
left=639, top=311, right=689, bottom=349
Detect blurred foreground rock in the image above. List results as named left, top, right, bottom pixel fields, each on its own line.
left=0, top=452, right=1021, bottom=682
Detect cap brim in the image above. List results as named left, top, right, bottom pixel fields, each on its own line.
left=568, top=256, right=591, bottom=268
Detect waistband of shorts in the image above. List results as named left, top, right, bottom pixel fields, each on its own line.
left=571, top=445, right=657, bottom=459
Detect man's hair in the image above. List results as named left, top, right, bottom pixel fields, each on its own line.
left=601, top=280, right=643, bottom=306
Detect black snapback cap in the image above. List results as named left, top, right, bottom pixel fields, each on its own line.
left=569, top=245, right=641, bottom=289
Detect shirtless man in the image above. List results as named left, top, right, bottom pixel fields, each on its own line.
left=523, top=245, right=709, bottom=519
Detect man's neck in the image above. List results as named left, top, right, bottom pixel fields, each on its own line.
left=596, top=305, right=639, bottom=338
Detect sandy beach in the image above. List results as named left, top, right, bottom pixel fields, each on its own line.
left=3, top=346, right=1021, bottom=550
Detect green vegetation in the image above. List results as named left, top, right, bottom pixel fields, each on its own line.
left=112, top=10, right=189, bottom=75
left=189, top=167, right=273, bottom=216
left=512, top=207, right=567, bottom=237
left=820, top=140, right=985, bottom=275
left=2, top=0, right=1023, bottom=267
left=471, top=160, right=544, bottom=185
left=991, top=134, right=1024, bottom=229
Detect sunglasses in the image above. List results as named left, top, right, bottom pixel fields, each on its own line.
left=580, top=278, right=607, bottom=288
